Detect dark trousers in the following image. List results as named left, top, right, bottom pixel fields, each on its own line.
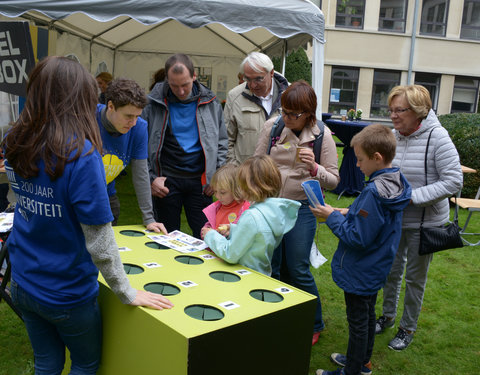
left=344, top=291, right=377, bottom=375
left=109, top=194, right=120, bottom=226
left=153, top=176, right=211, bottom=239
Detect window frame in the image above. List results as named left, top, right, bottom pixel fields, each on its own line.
left=328, top=66, right=360, bottom=115
left=370, top=69, right=401, bottom=118
left=335, top=0, right=366, bottom=29
left=414, top=72, right=441, bottom=113
left=419, top=0, right=450, bottom=37
left=461, top=0, right=480, bottom=41
left=451, top=76, right=480, bottom=113
left=378, top=0, right=408, bottom=33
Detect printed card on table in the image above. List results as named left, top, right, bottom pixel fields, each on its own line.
left=148, top=230, right=208, bottom=253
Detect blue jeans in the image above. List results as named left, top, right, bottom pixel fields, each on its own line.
left=344, top=291, right=377, bottom=375
left=271, top=201, right=325, bottom=332
left=153, top=176, right=211, bottom=239
left=10, top=280, right=102, bottom=375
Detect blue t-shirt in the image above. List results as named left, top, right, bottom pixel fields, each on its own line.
left=96, top=104, right=148, bottom=196
left=168, top=101, right=202, bottom=154
left=5, top=141, right=114, bottom=307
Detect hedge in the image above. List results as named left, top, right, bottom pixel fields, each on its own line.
left=438, top=113, right=480, bottom=198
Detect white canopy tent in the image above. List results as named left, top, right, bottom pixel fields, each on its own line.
left=0, top=0, right=325, bottom=115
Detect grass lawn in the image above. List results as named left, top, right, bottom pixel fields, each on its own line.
left=1, top=167, right=479, bottom=375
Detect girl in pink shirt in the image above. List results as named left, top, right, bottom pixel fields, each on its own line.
left=201, top=164, right=250, bottom=239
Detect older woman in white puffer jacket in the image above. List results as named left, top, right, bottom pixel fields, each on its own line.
left=375, top=85, right=463, bottom=351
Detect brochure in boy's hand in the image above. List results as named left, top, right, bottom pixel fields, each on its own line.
left=148, top=230, right=208, bottom=253
left=301, top=180, right=325, bottom=207
left=302, top=180, right=326, bottom=223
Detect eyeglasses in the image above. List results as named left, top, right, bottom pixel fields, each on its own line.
left=282, top=109, right=305, bottom=120
left=388, top=107, right=411, bottom=115
left=243, top=75, right=267, bottom=84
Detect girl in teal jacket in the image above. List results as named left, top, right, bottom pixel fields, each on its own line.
left=203, top=155, right=300, bottom=276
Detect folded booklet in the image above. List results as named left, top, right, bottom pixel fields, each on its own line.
left=301, top=180, right=325, bottom=207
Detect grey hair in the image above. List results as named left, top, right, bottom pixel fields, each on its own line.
left=240, top=52, right=274, bottom=74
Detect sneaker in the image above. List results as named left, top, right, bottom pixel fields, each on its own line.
left=388, top=328, right=414, bottom=351
left=316, top=368, right=345, bottom=375
left=375, top=315, right=394, bottom=334
left=330, top=353, right=372, bottom=375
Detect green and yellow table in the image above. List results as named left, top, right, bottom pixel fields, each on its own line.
left=65, top=225, right=316, bottom=375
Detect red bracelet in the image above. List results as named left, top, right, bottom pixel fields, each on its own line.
left=310, top=164, right=318, bottom=177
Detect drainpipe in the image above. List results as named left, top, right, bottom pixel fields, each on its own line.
left=407, top=0, right=421, bottom=84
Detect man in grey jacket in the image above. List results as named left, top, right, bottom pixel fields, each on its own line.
left=142, top=53, right=227, bottom=238
left=225, top=52, right=288, bottom=165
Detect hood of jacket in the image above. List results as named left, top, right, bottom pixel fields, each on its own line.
left=148, top=79, right=216, bottom=106
left=368, top=168, right=412, bottom=213
left=251, top=197, right=300, bottom=237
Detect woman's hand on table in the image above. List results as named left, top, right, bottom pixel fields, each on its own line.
left=146, top=222, right=168, bottom=234
left=130, top=290, right=174, bottom=310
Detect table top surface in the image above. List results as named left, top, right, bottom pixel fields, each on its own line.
left=461, top=165, right=477, bottom=173
left=325, top=118, right=371, bottom=127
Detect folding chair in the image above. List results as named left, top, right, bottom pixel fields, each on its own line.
left=451, top=186, right=480, bottom=246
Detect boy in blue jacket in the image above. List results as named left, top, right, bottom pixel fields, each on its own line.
left=311, top=124, right=411, bottom=375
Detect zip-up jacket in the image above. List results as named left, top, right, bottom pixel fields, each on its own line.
left=327, top=168, right=412, bottom=295
left=225, top=72, right=288, bottom=165
left=393, top=109, right=463, bottom=228
left=143, top=80, right=228, bottom=186
left=255, top=117, right=340, bottom=199
left=204, top=197, right=300, bottom=276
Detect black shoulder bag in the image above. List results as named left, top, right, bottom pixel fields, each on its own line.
left=418, top=128, right=464, bottom=255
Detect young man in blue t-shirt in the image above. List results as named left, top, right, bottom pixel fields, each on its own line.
left=96, top=78, right=166, bottom=233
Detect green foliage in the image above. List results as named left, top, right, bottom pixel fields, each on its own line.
left=438, top=113, right=480, bottom=198
left=272, top=48, right=312, bottom=84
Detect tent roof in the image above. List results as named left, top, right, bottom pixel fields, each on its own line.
left=0, top=0, right=325, bottom=56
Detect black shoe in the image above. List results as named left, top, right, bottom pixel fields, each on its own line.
left=375, top=315, right=394, bottom=334
left=388, top=328, right=414, bottom=351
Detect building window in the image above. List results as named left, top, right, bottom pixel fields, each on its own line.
left=451, top=76, right=480, bottom=113
left=370, top=70, right=401, bottom=118
left=336, top=0, right=365, bottom=29
left=420, top=0, right=449, bottom=37
left=328, top=67, right=359, bottom=115
left=379, top=0, right=408, bottom=32
left=461, top=0, right=480, bottom=40
left=414, top=73, right=441, bottom=113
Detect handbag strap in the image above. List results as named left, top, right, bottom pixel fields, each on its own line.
left=420, top=128, right=436, bottom=228
left=420, top=127, right=460, bottom=227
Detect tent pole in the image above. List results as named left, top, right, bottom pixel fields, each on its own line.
left=281, top=40, right=287, bottom=76
left=113, top=49, right=117, bottom=78
left=312, top=39, right=324, bottom=120
left=89, top=40, right=93, bottom=72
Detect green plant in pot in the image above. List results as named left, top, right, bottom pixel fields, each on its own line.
left=356, top=109, right=363, bottom=120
